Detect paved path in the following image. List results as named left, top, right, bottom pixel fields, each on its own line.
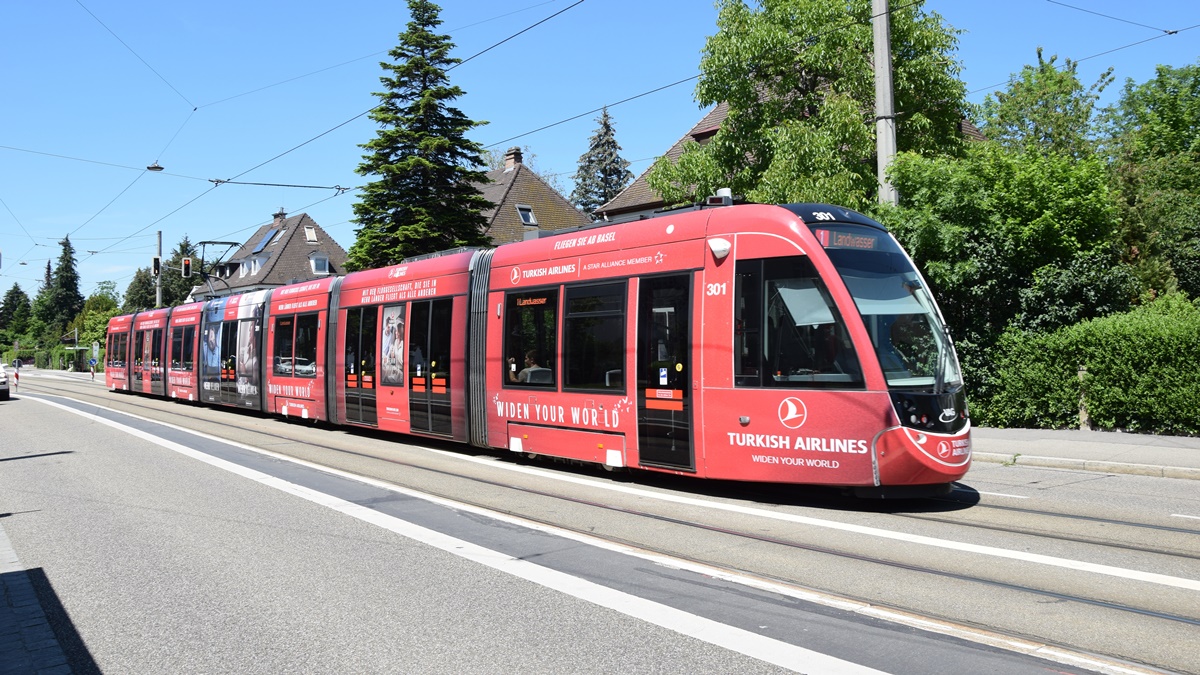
left=4, top=367, right=1198, bottom=672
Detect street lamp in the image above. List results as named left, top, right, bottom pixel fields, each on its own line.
left=147, top=162, right=164, bottom=172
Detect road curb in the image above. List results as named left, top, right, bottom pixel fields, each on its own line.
left=972, top=451, right=1200, bottom=481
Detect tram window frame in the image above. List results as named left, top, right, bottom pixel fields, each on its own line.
left=734, top=257, right=865, bottom=390
left=273, top=315, right=295, bottom=376
left=170, top=326, right=195, bottom=371
left=134, top=330, right=146, bottom=366
left=294, top=313, right=318, bottom=378
left=150, top=329, right=163, bottom=368
left=563, top=282, right=626, bottom=392
left=273, top=313, right=319, bottom=378
left=108, top=332, right=127, bottom=368
left=503, top=288, right=559, bottom=388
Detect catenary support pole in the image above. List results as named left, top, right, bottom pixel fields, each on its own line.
left=873, top=0, right=899, bottom=206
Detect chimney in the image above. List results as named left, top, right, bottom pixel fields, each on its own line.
left=504, top=146, right=523, bottom=172
left=272, top=208, right=287, bottom=224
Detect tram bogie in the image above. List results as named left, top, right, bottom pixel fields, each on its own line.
left=106, top=200, right=971, bottom=491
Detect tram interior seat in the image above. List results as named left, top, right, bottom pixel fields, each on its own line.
left=526, top=367, right=553, bottom=384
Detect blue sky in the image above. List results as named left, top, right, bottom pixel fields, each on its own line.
left=1, top=0, right=1197, bottom=300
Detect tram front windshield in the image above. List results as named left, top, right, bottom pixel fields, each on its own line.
left=816, top=224, right=962, bottom=393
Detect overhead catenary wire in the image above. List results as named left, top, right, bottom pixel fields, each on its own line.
left=73, top=0, right=195, bottom=109
left=18, top=1, right=1195, bottom=290
left=194, top=0, right=567, bottom=110
left=69, top=1, right=593, bottom=268
left=1046, top=0, right=1178, bottom=35
left=965, top=22, right=1200, bottom=97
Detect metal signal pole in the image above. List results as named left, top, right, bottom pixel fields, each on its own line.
left=873, top=0, right=899, bottom=206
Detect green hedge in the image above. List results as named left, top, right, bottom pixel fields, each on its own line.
left=981, top=294, right=1200, bottom=435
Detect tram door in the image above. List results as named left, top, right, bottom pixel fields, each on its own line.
left=343, top=306, right=378, bottom=425
left=636, top=274, right=694, bottom=470
left=148, top=328, right=164, bottom=396
left=408, top=298, right=453, bottom=435
left=133, top=330, right=146, bottom=388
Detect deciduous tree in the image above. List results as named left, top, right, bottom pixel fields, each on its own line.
left=979, top=47, right=1112, bottom=159
left=1103, top=62, right=1200, bottom=298
left=647, top=0, right=967, bottom=211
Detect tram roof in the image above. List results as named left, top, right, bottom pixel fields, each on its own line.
left=780, top=204, right=888, bottom=231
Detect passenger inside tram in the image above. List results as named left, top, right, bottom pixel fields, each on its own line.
left=508, top=350, right=550, bottom=384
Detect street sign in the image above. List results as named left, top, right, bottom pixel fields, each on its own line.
left=92, top=341, right=100, bottom=359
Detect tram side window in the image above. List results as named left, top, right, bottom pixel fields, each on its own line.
left=734, top=257, right=864, bottom=389
left=275, top=313, right=320, bottom=378
left=503, top=289, right=558, bottom=387
left=107, top=333, right=127, bottom=367
left=274, top=316, right=295, bottom=376
left=563, top=282, right=625, bottom=391
left=294, top=313, right=318, bottom=377
left=220, top=320, right=238, bottom=373
left=151, top=329, right=163, bottom=368
left=171, top=326, right=195, bottom=370
left=134, top=331, right=145, bottom=366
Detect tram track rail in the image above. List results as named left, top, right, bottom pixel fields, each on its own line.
left=894, top=512, right=1200, bottom=562
left=23, top=380, right=1200, bottom=639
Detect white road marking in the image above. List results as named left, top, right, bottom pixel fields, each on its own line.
left=1171, top=514, right=1200, bottom=521
left=964, top=490, right=1029, bottom=499
left=425, top=449, right=1200, bottom=592
left=29, top=396, right=887, bottom=675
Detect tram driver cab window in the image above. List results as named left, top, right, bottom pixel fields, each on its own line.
left=503, top=289, right=558, bottom=387
left=734, top=257, right=864, bottom=389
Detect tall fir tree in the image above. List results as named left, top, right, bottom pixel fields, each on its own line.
left=347, top=0, right=492, bottom=271
left=570, top=107, right=633, bottom=218
left=0, top=283, right=32, bottom=336
left=29, top=260, right=55, bottom=340
left=33, top=237, right=85, bottom=341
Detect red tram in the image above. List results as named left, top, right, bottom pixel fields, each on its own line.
left=106, top=200, right=971, bottom=495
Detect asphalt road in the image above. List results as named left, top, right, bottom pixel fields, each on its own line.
left=2, top=378, right=1197, bottom=674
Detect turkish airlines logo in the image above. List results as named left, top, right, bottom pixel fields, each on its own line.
left=937, top=441, right=952, bottom=459
left=510, top=267, right=521, bottom=285
left=778, top=397, right=808, bottom=429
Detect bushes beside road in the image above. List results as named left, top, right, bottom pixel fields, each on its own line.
left=982, top=294, right=1200, bottom=435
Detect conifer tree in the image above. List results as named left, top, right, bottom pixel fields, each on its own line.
left=33, top=236, right=85, bottom=340
left=122, top=267, right=156, bottom=312
left=0, top=283, right=32, bottom=335
left=570, top=107, right=633, bottom=217
left=347, top=0, right=492, bottom=271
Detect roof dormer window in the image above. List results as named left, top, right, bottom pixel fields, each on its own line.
left=311, top=254, right=329, bottom=276
left=516, top=204, right=537, bottom=226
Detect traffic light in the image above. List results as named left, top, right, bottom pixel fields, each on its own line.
left=152, top=256, right=161, bottom=277
left=182, top=257, right=192, bottom=278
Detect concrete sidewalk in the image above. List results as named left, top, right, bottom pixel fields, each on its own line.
left=971, top=427, right=1200, bottom=480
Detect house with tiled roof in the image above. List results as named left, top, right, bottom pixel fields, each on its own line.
left=193, top=211, right=348, bottom=299
left=481, top=147, right=591, bottom=243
